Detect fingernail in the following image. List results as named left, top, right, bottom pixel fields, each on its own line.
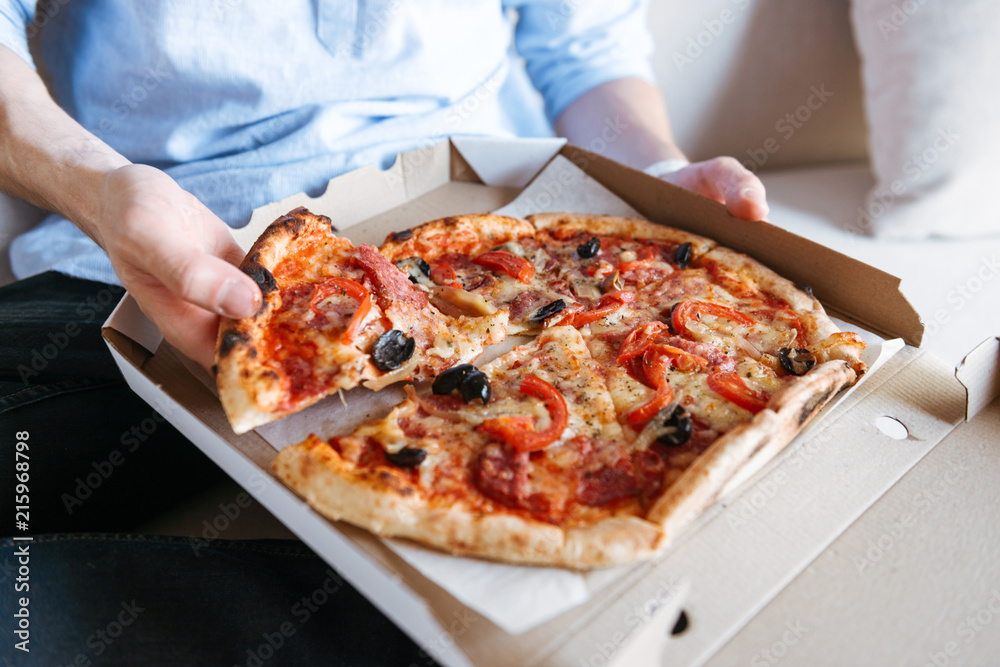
left=742, top=187, right=765, bottom=205
left=218, top=280, right=258, bottom=318
left=742, top=187, right=769, bottom=217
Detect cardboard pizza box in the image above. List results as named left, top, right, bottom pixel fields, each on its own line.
left=102, top=137, right=1000, bottom=666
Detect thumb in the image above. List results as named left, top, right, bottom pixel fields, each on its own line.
left=154, top=244, right=262, bottom=319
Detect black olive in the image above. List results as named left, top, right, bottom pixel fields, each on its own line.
left=577, top=236, right=601, bottom=259
left=778, top=347, right=816, bottom=376
left=657, top=405, right=692, bottom=447
left=531, top=299, right=566, bottom=322
left=674, top=242, right=692, bottom=269
left=671, top=611, right=689, bottom=636
left=432, top=364, right=475, bottom=395
left=371, top=330, right=415, bottom=371
left=432, top=364, right=491, bottom=405
left=459, top=370, right=492, bottom=405
left=390, top=229, right=413, bottom=242
left=489, top=242, right=522, bottom=255
left=395, top=256, right=431, bottom=284
left=385, top=447, right=427, bottom=468
left=664, top=302, right=681, bottom=334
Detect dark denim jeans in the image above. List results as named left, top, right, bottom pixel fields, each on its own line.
left=0, top=273, right=432, bottom=666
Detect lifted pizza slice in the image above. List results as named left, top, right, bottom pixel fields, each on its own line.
left=216, top=208, right=506, bottom=434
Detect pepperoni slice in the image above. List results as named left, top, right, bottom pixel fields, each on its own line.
left=355, top=244, right=428, bottom=310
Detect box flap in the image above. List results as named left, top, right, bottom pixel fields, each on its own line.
left=451, top=135, right=565, bottom=187
left=495, top=154, right=641, bottom=219
left=956, top=336, right=1000, bottom=420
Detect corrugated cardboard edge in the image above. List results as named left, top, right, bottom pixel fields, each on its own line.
left=956, top=336, right=1000, bottom=420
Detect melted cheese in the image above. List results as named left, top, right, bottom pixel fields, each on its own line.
left=305, top=224, right=846, bottom=531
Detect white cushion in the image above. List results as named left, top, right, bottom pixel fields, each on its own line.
left=851, top=0, right=1000, bottom=238
left=648, top=0, right=867, bottom=170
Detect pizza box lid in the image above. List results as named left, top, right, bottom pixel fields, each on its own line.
left=102, top=136, right=1000, bottom=666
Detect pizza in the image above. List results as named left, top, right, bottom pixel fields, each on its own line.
left=218, top=208, right=866, bottom=568
left=215, top=209, right=509, bottom=433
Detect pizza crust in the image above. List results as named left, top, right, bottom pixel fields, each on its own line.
left=647, top=360, right=856, bottom=532
left=379, top=213, right=535, bottom=263
left=216, top=208, right=323, bottom=434
left=526, top=212, right=716, bottom=259
left=274, top=436, right=665, bottom=569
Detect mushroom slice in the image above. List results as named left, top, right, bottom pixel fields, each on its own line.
left=429, top=285, right=498, bottom=317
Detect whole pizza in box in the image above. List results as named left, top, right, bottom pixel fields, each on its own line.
left=215, top=208, right=865, bottom=568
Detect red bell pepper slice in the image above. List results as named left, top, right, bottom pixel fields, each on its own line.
left=707, top=371, right=769, bottom=414
left=308, top=277, right=372, bottom=344
left=618, top=328, right=709, bottom=426
left=646, top=344, right=710, bottom=374
left=478, top=374, right=568, bottom=453
left=429, top=261, right=462, bottom=289
left=671, top=300, right=757, bottom=338
left=616, top=322, right=671, bottom=364
left=624, top=383, right=675, bottom=427
left=623, top=351, right=676, bottom=426
left=472, top=251, right=535, bottom=284
left=569, top=290, right=635, bottom=327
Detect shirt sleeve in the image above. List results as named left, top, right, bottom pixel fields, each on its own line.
left=505, top=0, right=655, bottom=123
left=0, top=0, right=35, bottom=68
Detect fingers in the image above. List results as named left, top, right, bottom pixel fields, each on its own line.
left=160, top=304, right=220, bottom=372
left=213, top=228, right=251, bottom=268
left=163, top=252, right=261, bottom=319
left=124, top=205, right=260, bottom=319
left=116, top=271, right=222, bottom=371
left=101, top=165, right=260, bottom=370
left=663, top=158, right=770, bottom=221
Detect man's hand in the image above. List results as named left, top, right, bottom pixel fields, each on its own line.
left=98, top=165, right=261, bottom=370
left=1, top=46, right=259, bottom=371
left=554, top=78, right=770, bottom=221
left=659, top=158, right=769, bottom=221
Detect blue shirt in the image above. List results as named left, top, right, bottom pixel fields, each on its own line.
left=1, top=0, right=653, bottom=285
